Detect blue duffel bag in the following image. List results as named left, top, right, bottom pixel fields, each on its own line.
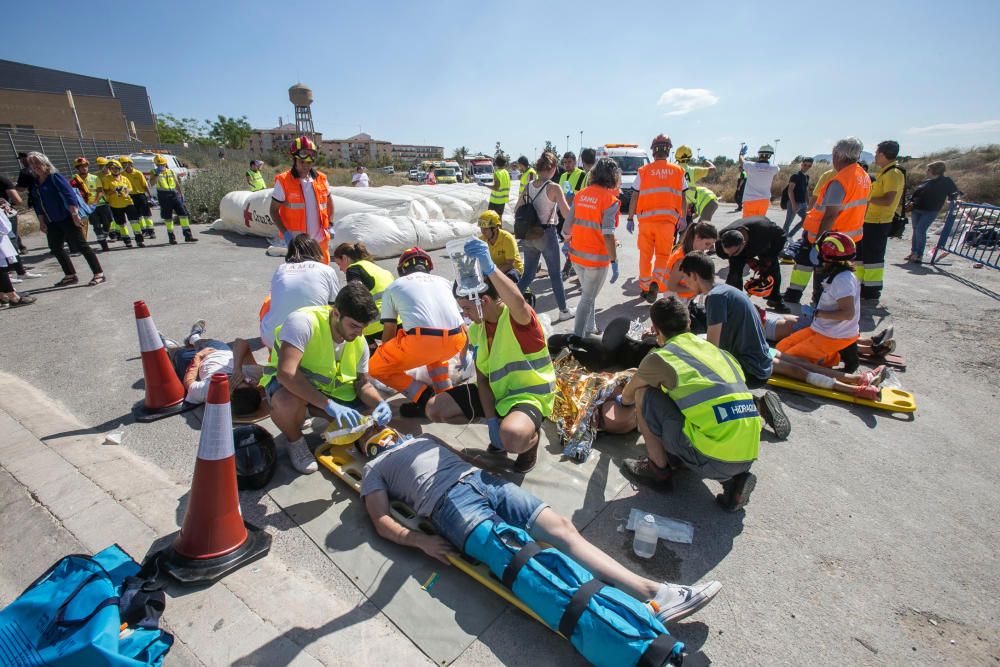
left=463, top=519, right=684, bottom=667
left=0, top=543, right=173, bottom=666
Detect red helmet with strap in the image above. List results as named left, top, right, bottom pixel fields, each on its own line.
left=290, top=136, right=316, bottom=156
left=651, top=134, right=672, bottom=150
left=744, top=274, right=775, bottom=297
left=817, top=231, right=857, bottom=262
left=73, top=156, right=89, bottom=167
left=397, top=247, right=433, bottom=275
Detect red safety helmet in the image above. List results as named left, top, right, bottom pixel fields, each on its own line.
left=290, top=136, right=317, bottom=158
left=817, top=231, right=857, bottom=262
left=73, top=156, right=89, bottom=167
left=744, top=274, right=775, bottom=297
left=651, top=134, right=672, bottom=150
left=397, top=247, right=433, bottom=275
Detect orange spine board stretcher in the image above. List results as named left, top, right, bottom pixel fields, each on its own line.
left=314, top=441, right=559, bottom=632
left=766, top=375, right=917, bottom=413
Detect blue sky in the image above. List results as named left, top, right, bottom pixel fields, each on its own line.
left=6, top=0, right=1000, bottom=162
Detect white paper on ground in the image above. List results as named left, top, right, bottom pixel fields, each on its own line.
left=625, top=508, right=695, bottom=544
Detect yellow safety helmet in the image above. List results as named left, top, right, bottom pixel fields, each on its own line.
left=477, top=210, right=501, bottom=228
left=95, top=156, right=109, bottom=166
left=360, top=427, right=401, bottom=459
left=118, top=155, right=133, bottom=164
left=675, top=146, right=693, bottom=163
left=108, top=159, right=123, bottom=170
left=153, top=154, right=168, bottom=166
left=323, top=416, right=373, bottom=446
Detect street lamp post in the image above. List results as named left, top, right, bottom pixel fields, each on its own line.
left=566, top=135, right=570, bottom=153
left=580, top=131, right=583, bottom=153
left=774, top=138, right=781, bottom=163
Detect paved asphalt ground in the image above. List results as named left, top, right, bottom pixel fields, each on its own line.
left=2, top=205, right=999, bottom=666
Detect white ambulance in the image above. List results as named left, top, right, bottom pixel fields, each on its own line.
left=595, top=143, right=649, bottom=209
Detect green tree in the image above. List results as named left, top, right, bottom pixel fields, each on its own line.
left=209, top=115, right=253, bottom=149
left=156, top=114, right=210, bottom=145
left=451, top=146, right=469, bottom=165
left=494, top=142, right=509, bottom=164
left=543, top=140, right=559, bottom=156
left=712, top=155, right=735, bottom=168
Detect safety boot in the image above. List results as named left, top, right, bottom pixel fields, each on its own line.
left=123, top=236, right=133, bottom=248
left=168, top=231, right=178, bottom=245
left=134, top=233, right=145, bottom=248
left=183, top=228, right=198, bottom=243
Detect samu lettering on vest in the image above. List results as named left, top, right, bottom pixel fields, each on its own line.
left=713, top=399, right=759, bottom=423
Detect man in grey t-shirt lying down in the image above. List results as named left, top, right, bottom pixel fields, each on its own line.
left=358, top=428, right=720, bottom=632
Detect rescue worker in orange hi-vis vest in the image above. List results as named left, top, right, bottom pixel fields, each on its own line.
left=269, top=136, right=335, bottom=264
left=565, top=157, right=622, bottom=337
left=626, top=134, right=685, bottom=304
left=782, top=137, right=872, bottom=304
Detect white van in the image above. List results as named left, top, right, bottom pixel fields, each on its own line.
left=595, top=144, right=649, bottom=208
left=123, top=153, right=190, bottom=181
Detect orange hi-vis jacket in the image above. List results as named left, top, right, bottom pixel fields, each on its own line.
left=665, top=246, right=695, bottom=299
left=803, top=162, right=871, bottom=242
left=274, top=169, right=331, bottom=239
left=636, top=160, right=685, bottom=227
left=569, top=185, right=618, bottom=268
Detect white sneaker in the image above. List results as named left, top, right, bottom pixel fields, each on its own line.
left=22, top=271, right=45, bottom=279
left=10, top=276, right=22, bottom=284
left=185, top=319, right=206, bottom=346
left=554, top=308, right=576, bottom=323
left=648, top=580, right=722, bottom=624
left=287, top=437, right=318, bottom=474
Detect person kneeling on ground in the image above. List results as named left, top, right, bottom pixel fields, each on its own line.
left=678, top=251, right=791, bottom=439
left=425, top=238, right=556, bottom=474
left=260, top=283, right=392, bottom=474
left=163, top=321, right=262, bottom=412
left=477, top=210, right=524, bottom=285
left=769, top=232, right=883, bottom=400
left=360, top=427, right=721, bottom=630
left=619, top=297, right=762, bottom=512
left=715, top=216, right=788, bottom=313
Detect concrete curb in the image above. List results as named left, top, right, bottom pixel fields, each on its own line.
left=0, top=371, right=427, bottom=666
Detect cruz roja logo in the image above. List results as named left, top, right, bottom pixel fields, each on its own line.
left=714, top=399, right=759, bottom=423
left=243, top=203, right=273, bottom=229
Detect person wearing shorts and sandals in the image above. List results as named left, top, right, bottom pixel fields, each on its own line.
left=425, top=238, right=556, bottom=474
left=771, top=232, right=882, bottom=400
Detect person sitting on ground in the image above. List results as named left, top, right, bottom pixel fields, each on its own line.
left=715, top=217, right=788, bottom=312
left=332, top=241, right=395, bottom=349
left=425, top=238, right=556, bottom=474
left=770, top=232, right=882, bottom=400
left=359, top=427, right=721, bottom=630
left=476, top=210, right=523, bottom=284
left=677, top=251, right=791, bottom=439
left=163, top=320, right=262, bottom=413
left=260, top=283, right=391, bottom=474
left=260, top=235, right=342, bottom=348
left=619, top=297, right=762, bottom=511
left=369, top=248, right=468, bottom=418
left=662, top=222, right=718, bottom=301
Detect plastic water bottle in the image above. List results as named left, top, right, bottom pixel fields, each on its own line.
left=633, top=514, right=659, bottom=559
left=446, top=238, right=486, bottom=297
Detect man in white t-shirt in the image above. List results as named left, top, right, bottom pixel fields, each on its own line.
left=269, top=136, right=335, bottom=263
left=369, top=247, right=468, bottom=418
left=738, top=145, right=780, bottom=219
left=351, top=166, right=370, bottom=187
left=260, top=236, right=342, bottom=347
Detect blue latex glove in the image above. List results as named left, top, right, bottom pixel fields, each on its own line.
left=372, top=400, right=392, bottom=427
left=609, top=261, right=620, bottom=284
left=561, top=240, right=571, bottom=255
left=486, top=417, right=503, bottom=449
left=325, top=399, right=362, bottom=429
left=808, top=243, right=819, bottom=266
left=801, top=304, right=815, bottom=320
left=283, top=230, right=295, bottom=246
left=626, top=218, right=635, bottom=234
left=464, top=237, right=496, bottom=276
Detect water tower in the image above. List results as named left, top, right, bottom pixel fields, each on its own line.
left=288, top=83, right=315, bottom=140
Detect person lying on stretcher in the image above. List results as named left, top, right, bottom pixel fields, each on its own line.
left=358, top=427, right=720, bottom=625
left=761, top=232, right=885, bottom=400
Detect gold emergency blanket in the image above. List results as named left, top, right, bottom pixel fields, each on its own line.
left=550, top=350, right=631, bottom=461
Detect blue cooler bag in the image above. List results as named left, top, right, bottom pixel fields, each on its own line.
left=464, top=519, right=684, bottom=667
left=0, top=544, right=173, bottom=666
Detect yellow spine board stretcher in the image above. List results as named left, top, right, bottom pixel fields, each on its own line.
left=314, top=442, right=559, bottom=633
left=766, top=375, right=917, bottom=413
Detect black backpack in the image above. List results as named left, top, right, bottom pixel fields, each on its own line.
left=514, top=179, right=550, bottom=240
left=884, top=164, right=908, bottom=238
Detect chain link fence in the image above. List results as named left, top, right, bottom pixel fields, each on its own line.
left=0, top=130, right=160, bottom=180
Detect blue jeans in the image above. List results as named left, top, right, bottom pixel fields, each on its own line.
left=170, top=339, right=229, bottom=379
left=431, top=470, right=548, bottom=551
left=783, top=202, right=807, bottom=236
left=910, top=209, right=938, bottom=258
left=517, top=226, right=567, bottom=311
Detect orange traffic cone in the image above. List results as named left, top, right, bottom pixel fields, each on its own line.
left=132, top=300, right=196, bottom=422
left=160, top=373, right=271, bottom=585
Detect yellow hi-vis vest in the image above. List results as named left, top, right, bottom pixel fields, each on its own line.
left=247, top=169, right=266, bottom=191
left=470, top=305, right=556, bottom=417
left=155, top=168, right=178, bottom=191
left=260, top=306, right=365, bottom=402
left=519, top=168, right=537, bottom=192
left=490, top=168, right=510, bottom=206
left=349, top=259, right=394, bottom=336
left=655, top=332, right=760, bottom=463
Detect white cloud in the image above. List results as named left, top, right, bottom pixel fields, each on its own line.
left=905, top=119, right=1000, bottom=136
left=657, top=88, right=719, bottom=116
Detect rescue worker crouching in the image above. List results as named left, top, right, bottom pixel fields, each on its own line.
left=619, top=297, right=761, bottom=512
left=332, top=241, right=396, bottom=350
left=269, top=136, right=334, bottom=263
left=151, top=154, right=197, bottom=244
left=261, top=282, right=391, bottom=474
left=425, top=238, right=556, bottom=474
left=369, top=247, right=468, bottom=418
